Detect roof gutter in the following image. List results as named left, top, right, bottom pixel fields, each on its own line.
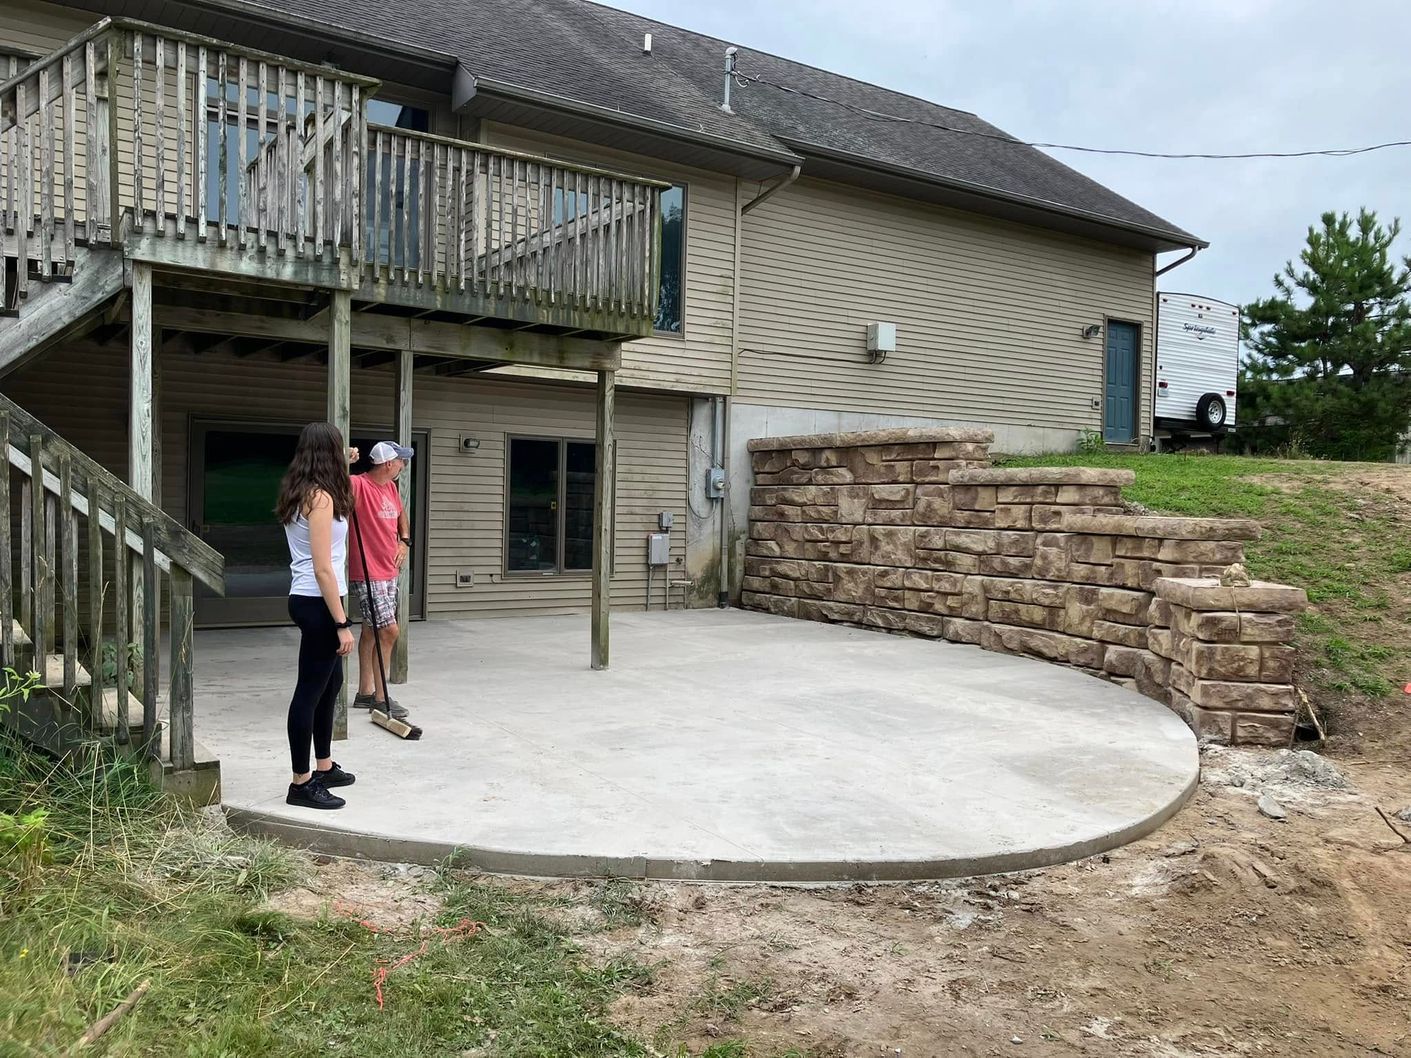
left=455, top=66, right=805, bottom=169
left=777, top=136, right=1208, bottom=252
left=740, top=164, right=801, bottom=214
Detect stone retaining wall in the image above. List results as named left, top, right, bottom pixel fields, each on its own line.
left=742, top=428, right=1308, bottom=747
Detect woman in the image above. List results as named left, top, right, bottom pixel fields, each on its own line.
left=275, top=422, right=358, bottom=809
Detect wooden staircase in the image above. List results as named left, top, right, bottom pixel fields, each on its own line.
left=0, top=394, right=226, bottom=802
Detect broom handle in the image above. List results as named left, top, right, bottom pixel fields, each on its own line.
left=349, top=504, right=391, bottom=703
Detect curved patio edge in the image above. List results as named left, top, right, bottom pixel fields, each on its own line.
left=223, top=767, right=1198, bottom=884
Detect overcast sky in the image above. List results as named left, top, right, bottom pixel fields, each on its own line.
left=613, top=0, right=1411, bottom=307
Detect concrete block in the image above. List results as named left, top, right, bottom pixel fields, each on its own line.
left=913, top=484, right=954, bottom=524
left=865, top=509, right=915, bottom=525
left=1188, top=679, right=1296, bottom=714
left=979, top=555, right=1036, bottom=578
left=953, top=485, right=998, bottom=511
left=832, top=565, right=875, bottom=605
left=1259, top=645, right=1297, bottom=683
left=943, top=617, right=985, bottom=644
left=1148, top=598, right=1172, bottom=627
left=1182, top=610, right=1242, bottom=642
left=743, top=592, right=798, bottom=619
left=837, top=485, right=872, bottom=524
left=863, top=605, right=909, bottom=630
left=1188, top=642, right=1262, bottom=681
left=1239, top=612, right=1297, bottom=643
left=1056, top=484, right=1123, bottom=506
left=1069, top=535, right=1115, bottom=564
left=881, top=442, right=942, bottom=460
left=812, top=466, right=856, bottom=485
left=874, top=567, right=905, bottom=590
left=867, top=526, right=916, bottom=567
left=989, top=600, right=1062, bottom=630
left=753, top=468, right=814, bottom=486
left=800, top=504, right=841, bottom=523
left=1064, top=513, right=1262, bottom=541
left=903, top=612, right=948, bottom=638
left=868, top=484, right=916, bottom=509
left=1153, top=578, right=1309, bottom=614
left=846, top=447, right=912, bottom=484
left=997, top=531, right=1038, bottom=557
left=949, top=510, right=998, bottom=529
left=1032, top=547, right=1070, bottom=580
left=1115, top=535, right=1162, bottom=559
left=912, top=459, right=963, bottom=483
left=993, top=504, right=1034, bottom=530
left=1233, top=712, right=1296, bottom=747
left=797, top=599, right=865, bottom=624
left=1156, top=539, right=1246, bottom=565
left=1098, top=587, right=1150, bottom=622
left=947, top=529, right=1000, bottom=555
left=1148, top=626, right=1176, bottom=660
left=1169, top=691, right=1235, bottom=743
left=1103, top=644, right=1145, bottom=677
left=917, top=550, right=980, bottom=574
left=1093, top=620, right=1146, bottom=648
left=997, top=484, right=1059, bottom=504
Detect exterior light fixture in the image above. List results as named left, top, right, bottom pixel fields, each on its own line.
left=1081, top=324, right=1103, bottom=340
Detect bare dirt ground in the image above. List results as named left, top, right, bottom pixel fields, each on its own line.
left=281, top=746, right=1410, bottom=1058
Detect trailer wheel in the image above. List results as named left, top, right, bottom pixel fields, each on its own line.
left=1196, top=393, right=1227, bottom=429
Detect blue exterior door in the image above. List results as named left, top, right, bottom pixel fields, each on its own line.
left=1104, top=321, right=1139, bottom=443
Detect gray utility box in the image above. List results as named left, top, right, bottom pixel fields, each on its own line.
left=647, top=532, right=671, bottom=566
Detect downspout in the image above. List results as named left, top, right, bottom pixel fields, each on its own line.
left=717, top=166, right=802, bottom=606
left=741, top=164, right=801, bottom=215
left=1149, top=246, right=1201, bottom=450
left=1155, top=245, right=1200, bottom=278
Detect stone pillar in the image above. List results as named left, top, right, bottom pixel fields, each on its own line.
left=1152, top=577, right=1307, bottom=746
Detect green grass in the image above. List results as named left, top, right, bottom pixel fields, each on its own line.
left=998, top=451, right=1410, bottom=720
left=0, top=738, right=807, bottom=1057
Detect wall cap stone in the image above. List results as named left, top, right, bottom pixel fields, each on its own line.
left=747, top=427, right=995, bottom=452
left=1153, top=577, right=1308, bottom=614
left=1064, top=513, right=1262, bottom=541
left=950, top=467, right=1136, bottom=487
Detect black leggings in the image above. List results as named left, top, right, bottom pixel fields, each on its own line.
left=287, top=594, right=342, bottom=774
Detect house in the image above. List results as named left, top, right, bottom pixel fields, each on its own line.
left=0, top=0, right=1202, bottom=788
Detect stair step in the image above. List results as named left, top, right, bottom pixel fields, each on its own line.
left=42, top=653, right=92, bottom=689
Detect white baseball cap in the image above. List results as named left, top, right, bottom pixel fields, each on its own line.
left=369, top=441, right=414, bottom=463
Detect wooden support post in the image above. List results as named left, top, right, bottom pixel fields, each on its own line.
left=129, top=263, right=154, bottom=702
left=390, top=346, right=412, bottom=684
left=328, top=288, right=351, bottom=738
left=591, top=368, right=615, bottom=671
left=129, top=263, right=155, bottom=500
left=141, top=524, right=158, bottom=759
left=168, top=567, right=194, bottom=770
left=0, top=412, right=10, bottom=666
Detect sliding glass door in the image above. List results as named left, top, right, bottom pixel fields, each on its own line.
left=189, top=421, right=427, bottom=626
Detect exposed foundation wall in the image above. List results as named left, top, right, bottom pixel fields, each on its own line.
left=3, top=339, right=693, bottom=620
left=740, top=428, right=1307, bottom=747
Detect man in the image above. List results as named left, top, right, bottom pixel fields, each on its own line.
left=349, top=441, right=413, bottom=720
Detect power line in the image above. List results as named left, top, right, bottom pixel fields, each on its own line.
left=733, top=67, right=1411, bottom=160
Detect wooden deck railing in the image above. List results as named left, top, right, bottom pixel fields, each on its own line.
left=1, top=18, right=666, bottom=331
left=0, top=393, right=224, bottom=770
left=363, top=126, right=665, bottom=320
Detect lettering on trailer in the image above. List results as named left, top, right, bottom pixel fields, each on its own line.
left=1183, top=322, right=1218, bottom=340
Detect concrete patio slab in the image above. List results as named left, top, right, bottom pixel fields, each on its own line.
left=204, top=609, right=1198, bottom=882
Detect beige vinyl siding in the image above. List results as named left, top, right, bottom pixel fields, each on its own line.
left=481, top=121, right=736, bottom=397
left=738, top=176, right=1156, bottom=436
left=3, top=340, right=689, bottom=620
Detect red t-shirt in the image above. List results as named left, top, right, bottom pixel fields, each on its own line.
left=348, top=474, right=404, bottom=582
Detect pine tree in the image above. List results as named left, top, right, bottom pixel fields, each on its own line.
left=1241, top=209, right=1411, bottom=460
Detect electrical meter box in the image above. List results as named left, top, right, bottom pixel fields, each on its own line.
left=647, top=532, right=670, bottom=566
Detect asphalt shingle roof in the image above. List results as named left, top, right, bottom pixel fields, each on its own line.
left=229, top=0, right=1203, bottom=247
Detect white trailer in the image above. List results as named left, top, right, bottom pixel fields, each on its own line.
left=1153, top=292, right=1239, bottom=446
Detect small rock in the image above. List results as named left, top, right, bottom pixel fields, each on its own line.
left=1258, top=793, right=1288, bottom=821
left=1163, top=841, right=1199, bottom=858
left=1219, top=563, right=1252, bottom=587
left=1011, top=1036, right=1024, bottom=1045
left=1396, top=806, right=1411, bottom=824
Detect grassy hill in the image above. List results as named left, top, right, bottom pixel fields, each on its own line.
left=999, top=451, right=1411, bottom=755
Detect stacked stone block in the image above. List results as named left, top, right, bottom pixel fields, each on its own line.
left=1146, top=578, right=1307, bottom=746
left=742, top=428, right=1309, bottom=747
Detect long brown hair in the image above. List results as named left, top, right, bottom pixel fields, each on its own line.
left=275, top=422, right=354, bottom=524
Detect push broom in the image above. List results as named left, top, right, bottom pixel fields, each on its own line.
left=350, top=507, right=423, bottom=740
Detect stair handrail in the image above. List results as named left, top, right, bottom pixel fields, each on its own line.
left=0, top=393, right=224, bottom=593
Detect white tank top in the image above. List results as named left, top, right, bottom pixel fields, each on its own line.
left=285, top=511, right=348, bottom=597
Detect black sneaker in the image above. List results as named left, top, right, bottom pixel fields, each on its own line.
left=286, top=776, right=345, bottom=810
left=314, top=761, right=356, bottom=788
